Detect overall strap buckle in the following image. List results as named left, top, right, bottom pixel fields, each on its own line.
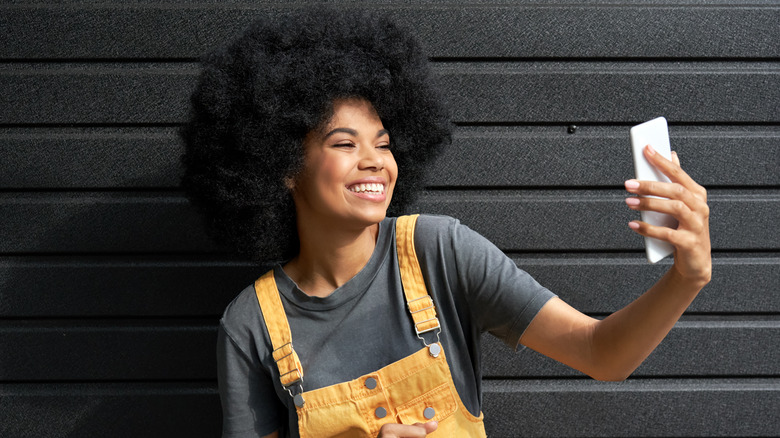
left=408, top=295, right=441, bottom=337
left=273, top=342, right=305, bottom=407
left=255, top=271, right=307, bottom=408
left=397, top=215, right=443, bottom=357
left=409, top=297, right=442, bottom=357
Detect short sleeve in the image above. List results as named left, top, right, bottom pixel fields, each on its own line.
left=217, top=322, right=284, bottom=437
left=434, top=216, right=555, bottom=348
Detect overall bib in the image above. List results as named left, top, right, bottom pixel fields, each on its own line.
left=255, top=215, right=487, bottom=437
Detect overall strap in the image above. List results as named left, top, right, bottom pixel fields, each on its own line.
left=395, top=215, right=441, bottom=340
left=254, top=271, right=304, bottom=399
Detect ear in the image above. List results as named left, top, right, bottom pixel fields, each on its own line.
left=283, top=176, right=296, bottom=191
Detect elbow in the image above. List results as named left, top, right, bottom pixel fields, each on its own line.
left=587, top=360, right=637, bottom=382
left=592, top=370, right=631, bottom=382
left=586, top=322, right=644, bottom=382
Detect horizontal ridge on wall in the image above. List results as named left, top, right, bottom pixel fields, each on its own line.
left=0, top=255, right=775, bottom=317
left=0, top=382, right=221, bottom=438
left=482, top=324, right=780, bottom=378
left=2, top=3, right=778, bottom=59
left=1, top=125, right=778, bottom=189
left=0, top=191, right=778, bottom=252
left=482, top=378, right=780, bottom=437
left=2, top=379, right=776, bottom=437
left=1, top=320, right=777, bottom=381
left=1, top=62, right=778, bottom=124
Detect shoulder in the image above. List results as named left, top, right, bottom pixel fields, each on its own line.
left=413, top=213, right=460, bottom=229
left=220, top=280, right=268, bottom=359
left=414, top=213, right=460, bottom=230
left=410, top=214, right=460, bottom=247
left=411, top=214, right=490, bottom=254
left=221, top=282, right=261, bottom=329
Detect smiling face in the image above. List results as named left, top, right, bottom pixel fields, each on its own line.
left=290, top=98, right=398, bottom=231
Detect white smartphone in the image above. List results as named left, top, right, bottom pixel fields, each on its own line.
left=629, top=117, right=678, bottom=263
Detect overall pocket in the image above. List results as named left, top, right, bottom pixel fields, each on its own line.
left=395, top=382, right=457, bottom=425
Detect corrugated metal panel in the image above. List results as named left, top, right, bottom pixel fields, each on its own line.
left=1, top=321, right=777, bottom=381
left=0, top=256, right=776, bottom=317
left=482, top=379, right=780, bottom=437
left=2, top=62, right=778, bottom=123
left=1, top=126, right=778, bottom=188
left=2, top=4, right=778, bottom=59
left=1, top=1, right=777, bottom=436
left=0, top=383, right=221, bottom=438
left=0, top=192, right=777, bottom=251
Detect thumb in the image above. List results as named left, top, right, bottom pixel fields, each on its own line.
left=412, top=421, right=438, bottom=434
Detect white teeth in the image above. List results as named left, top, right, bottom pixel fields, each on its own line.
left=349, top=183, right=384, bottom=194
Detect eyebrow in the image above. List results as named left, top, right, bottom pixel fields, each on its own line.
left=323, top=128, right=390, bottom=140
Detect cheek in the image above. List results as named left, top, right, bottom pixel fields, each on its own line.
left=309, top=156, right=343, bottom=184
left=388, top=158, right=399, bottom=185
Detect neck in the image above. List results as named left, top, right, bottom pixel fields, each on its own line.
left=284, top=218, right=380, bottom=298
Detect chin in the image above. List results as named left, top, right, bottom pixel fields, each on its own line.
left=351, top=207, right=389, bottom=227
left=364, top=211, right=389, bottom=226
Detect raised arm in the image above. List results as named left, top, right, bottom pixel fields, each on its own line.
left=519, top=145, right=711, bottom=381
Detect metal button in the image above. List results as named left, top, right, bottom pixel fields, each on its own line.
left=423, top=407, right=435, bottom=420
left=293, top=394, right=305, bottom=408
left=365, top=377, right=377, bottom=390
left=428, top=343, right=441, bottom=358
left=375, top=407, right=387, bottom=418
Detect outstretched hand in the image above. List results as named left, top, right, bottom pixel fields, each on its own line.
left=624, top=145, right=711, bottom=285
left=377, top=421, right=438, bottom=437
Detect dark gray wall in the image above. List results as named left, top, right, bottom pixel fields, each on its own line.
left=1, top=1, right=778, bottom=437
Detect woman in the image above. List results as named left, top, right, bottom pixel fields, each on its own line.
left=181, top=8, right=711, bottom=438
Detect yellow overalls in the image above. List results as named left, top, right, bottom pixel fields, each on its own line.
left=255, top=215, right=487, bottom=437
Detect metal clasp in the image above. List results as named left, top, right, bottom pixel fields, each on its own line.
left=273, top=342, right=305, bottom=407
left=408, top=296, right=442, bottom=356
left=419, top=327, right=442, bottom=358
left=408, top=297, right=440, bottom=335
left=285, top=382, right=305, bottom=408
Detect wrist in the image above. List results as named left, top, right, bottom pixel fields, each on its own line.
left=669, top=262, right=711, bottom=291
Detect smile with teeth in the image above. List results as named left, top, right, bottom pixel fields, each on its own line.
left=348, top=183, right=385, bottom=194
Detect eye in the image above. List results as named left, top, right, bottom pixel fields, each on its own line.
left=333, top=142, right=355, bottom=149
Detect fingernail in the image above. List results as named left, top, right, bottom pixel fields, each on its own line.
left=628, top=221, right=640, bottom=230
left=625, top=197, right=640, bottom=206
left=646, top=144, right=656, bottom=155
left=625, top=180, right=640, bottom=190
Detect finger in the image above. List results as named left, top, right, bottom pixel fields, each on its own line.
left=628, top=220, right=677, bottom=245
left=643, top=145, right=701, bottom=193
left=414, top=422, right=438, bottom=434
left=626, top=196, right=708, bottom=234
left=629, top=217, right=703, bottom=250
left=671, top=150, right=680, bottom=166
left=625, top=196, right=698, bottom=227
left=377, top=423, right=433, bottom=438
left=624, top=179, right=708, bottom=212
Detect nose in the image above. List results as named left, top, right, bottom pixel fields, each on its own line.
left=358, top=145, right=384, bottom=171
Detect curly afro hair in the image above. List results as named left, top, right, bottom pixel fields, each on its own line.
left=181, top=8, right=451, bottom=263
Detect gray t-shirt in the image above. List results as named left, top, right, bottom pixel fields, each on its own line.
left=218, top=215, right=555, bottom=437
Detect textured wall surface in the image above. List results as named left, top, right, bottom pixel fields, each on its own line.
left=1, top=1, right=778, bottom=437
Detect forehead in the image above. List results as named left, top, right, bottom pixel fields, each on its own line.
left=304, top=99, right=387, bottom=147
left=324, top=98, right=384, bottom=130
